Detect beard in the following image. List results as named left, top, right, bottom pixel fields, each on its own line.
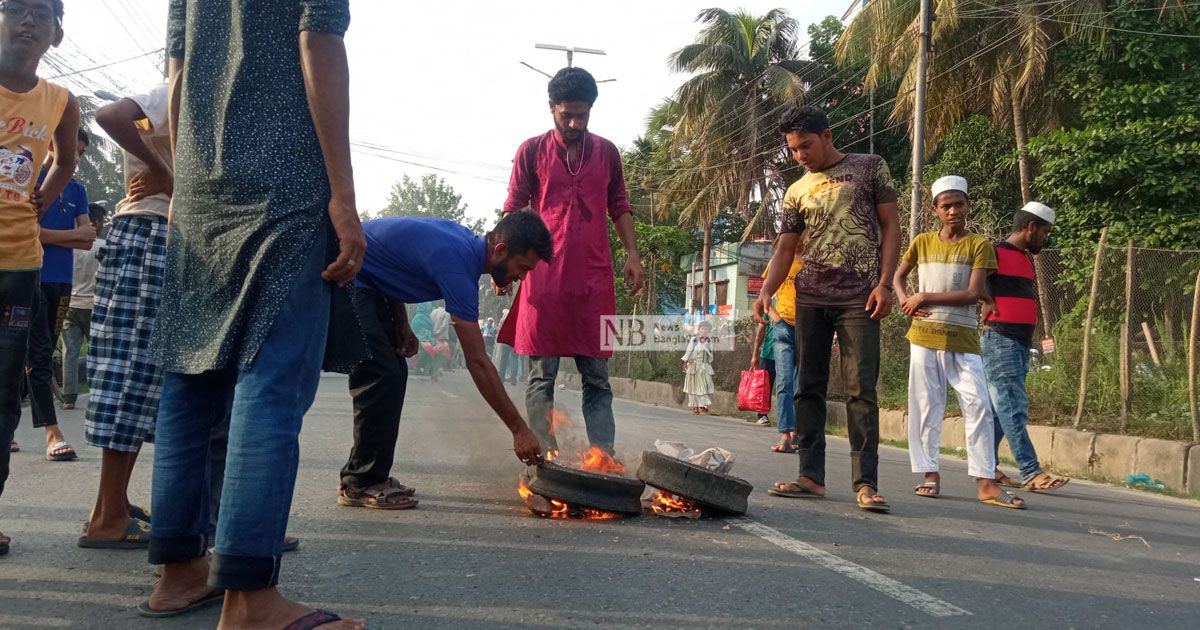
left=490, top=261, right=510, bottom=287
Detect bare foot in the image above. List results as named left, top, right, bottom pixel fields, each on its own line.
left=218, top=587, right=364, bottom=630
left=149, top=557, right=216, bottom=612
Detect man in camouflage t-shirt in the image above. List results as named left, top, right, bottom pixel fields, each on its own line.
left=754, top=106, right=900, bottom=513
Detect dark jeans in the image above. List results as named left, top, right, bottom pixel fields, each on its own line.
left=22, top=281, right=70, bottom=428
left=340, top=288, right=408, bottom=489
left=148, top=241, right=328, bottom=590
left=527, top=356, right=615, bottom=454
left=793, top=306, right=881, bottom=490
left=1, top=270, right=38, bottom=500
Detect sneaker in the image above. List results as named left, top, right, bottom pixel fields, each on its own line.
left=755, top=416, right=771, bottom=426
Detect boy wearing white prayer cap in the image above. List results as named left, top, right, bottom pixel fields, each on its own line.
left=980, top=201, right=1070, bottom=494
left=893, top=176, right=1027, bottom=509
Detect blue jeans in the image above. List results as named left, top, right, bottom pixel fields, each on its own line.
left=772, top=321, right=797, bottom=433
left=527, top=356, right=615, bottom=454
left=981, top=329, right=1042, bottom=482
left=148, top=242, right=329, bottom=590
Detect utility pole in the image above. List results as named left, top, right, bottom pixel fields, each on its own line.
left=909, top=0, right=933, bottom=240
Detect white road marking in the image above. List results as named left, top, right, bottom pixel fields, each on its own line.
left=440, top=390, right=461, bottom=399
left=728, top=517, right=971, bottom=618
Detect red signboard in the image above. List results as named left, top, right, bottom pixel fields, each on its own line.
left=747, top=277, right=764, bottom=297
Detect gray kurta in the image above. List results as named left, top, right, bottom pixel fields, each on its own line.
left=155, top=0, right=357, bottom=374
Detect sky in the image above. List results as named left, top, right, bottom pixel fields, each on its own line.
left=52, top=0, right=849, bottom=225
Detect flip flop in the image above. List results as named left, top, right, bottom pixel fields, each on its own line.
left=8, top=441, right=17, bottom=453
left=914, top=480, right=940, bottom=498
left=77, top=518, right=150, bottom=549
left=283, top=535, right=301, bottom=553
left=770, top=441, right=797, bottom=454
left=136, top=589, right=224, bottom=618
left=981, top=491, right=1027, bottom=510
left=857, top=487, right=891, bottom=513
left=129, top=505, right=151, bottom=523
left=767, top=479, right=825, bottom=498
left=994, top=473, right=1023, bottom=488
left=45, top=440, right=78, bottom=462
left=1023, top=473, right=1070, bottom=493
left=285, top=609, right=345, bottom=630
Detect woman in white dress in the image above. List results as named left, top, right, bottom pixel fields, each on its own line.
left=682, top=321, right=715, bottom=414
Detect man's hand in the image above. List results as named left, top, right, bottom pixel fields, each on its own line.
left=750, top=355, right=760, bottom=370
left=513, top=426, right=544, bottom=466
left=623, top=255, right=644, bottom=296
left=866, top=285, right=894, bottom=320
left=30, top=188, right=45, bottom=216
left=492, top=278, right=511, bottom=296
left=322, top=195, right=365, bottom=286
left=752, top=294, right=770, bottom=319
left=73, top=223, right=97, bottom=244
left=900, top=292, right=927, bottom=318
left=395, top=326, right=419, bottom=358
left=980, top=300, right=998, bottom=322
left=128, top=165, right=174, bottom=201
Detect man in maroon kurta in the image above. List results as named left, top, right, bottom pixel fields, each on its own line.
left=498, top=67, right=642, bottom=455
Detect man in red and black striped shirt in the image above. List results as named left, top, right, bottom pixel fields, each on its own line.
left=981, top=202, right=1070, bottom=493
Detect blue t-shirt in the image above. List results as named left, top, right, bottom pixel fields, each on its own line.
left=38, top=178, right=89, bottom=284
left=357, top=217, right=486, bottom=321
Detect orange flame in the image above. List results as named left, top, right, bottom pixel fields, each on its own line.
left=650, top=490, right=702, bottom=518
left=548, top=408, right=572, bottom=436
left=578, top=446, right=626, bottom=475
left=517, top=469, right=623, bottom=520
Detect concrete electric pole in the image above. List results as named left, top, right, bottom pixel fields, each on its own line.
left=909, top=0, right=933, bottom=240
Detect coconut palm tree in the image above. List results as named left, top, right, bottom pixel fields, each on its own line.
left=835, top=0, right=1109, bottom=204
left=655, top=8, right=814, bottom=314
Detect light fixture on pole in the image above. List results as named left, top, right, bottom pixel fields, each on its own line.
left=520, top=43, right=616, bottom=83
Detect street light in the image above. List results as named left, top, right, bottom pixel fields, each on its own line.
left=520, top=43, right=617, bottom=83
left=534, top=43, right=606, bottom=68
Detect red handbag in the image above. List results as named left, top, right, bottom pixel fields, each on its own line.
left=737, top=369, right=771, bottom=414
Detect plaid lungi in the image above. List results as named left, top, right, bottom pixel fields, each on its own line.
left=85, top=215, right=167, bottom=452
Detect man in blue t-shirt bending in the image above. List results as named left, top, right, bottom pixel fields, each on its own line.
left=339, top=211, right=552, bottom=509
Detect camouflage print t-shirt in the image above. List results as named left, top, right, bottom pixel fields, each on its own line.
left=777, top=153, right=897, bottom=308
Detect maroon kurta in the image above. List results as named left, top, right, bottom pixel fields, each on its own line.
left=498, top=130, right=630, bottom=359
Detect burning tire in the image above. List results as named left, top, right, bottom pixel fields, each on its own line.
left=636, top=451, right=753, bottom=515
left=525, top=461, right=645, bottom=515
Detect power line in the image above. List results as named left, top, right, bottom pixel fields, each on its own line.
left=47, top=48, right=165, bottom=81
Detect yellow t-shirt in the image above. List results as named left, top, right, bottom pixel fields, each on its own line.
left=0, top=78, right=70, bottom=271
left=763, top=259, right=805, bottom=326
left=902, top=232, right=997, bottom=354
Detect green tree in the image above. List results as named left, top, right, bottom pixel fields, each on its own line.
left=925, top=115, right=1022, bottom=238
left=806, top=15, right=910, bottom=176
left=376, top=174, right=486, bottom=234
left=836, top=0, right=1106, bottom=203
left=1029, top=1, right=1200, bottom=259
left=656, top=8, right=814, bottom=313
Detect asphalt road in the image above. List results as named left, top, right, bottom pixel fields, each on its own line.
left=2, top=369, right=1199, bottom=629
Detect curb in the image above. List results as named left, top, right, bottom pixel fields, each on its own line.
left=561, top=374, right=1200, bottom=495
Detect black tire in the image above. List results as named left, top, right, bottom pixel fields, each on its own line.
left=636, top=450, right=754, bottom=515
left=526, top=462, right=645, bottom=515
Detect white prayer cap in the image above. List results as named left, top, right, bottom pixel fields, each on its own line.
left=1021, top=201, right=1055, bottom=225
left=931, top=175, right=968, bottom=201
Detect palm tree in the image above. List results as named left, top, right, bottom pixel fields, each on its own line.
left=655, top=8, right=813, bottom=314
left=835, top=0, right=1107, bottom=204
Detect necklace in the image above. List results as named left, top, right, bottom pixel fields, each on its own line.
left=565, top=133, right=587, bottom=176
